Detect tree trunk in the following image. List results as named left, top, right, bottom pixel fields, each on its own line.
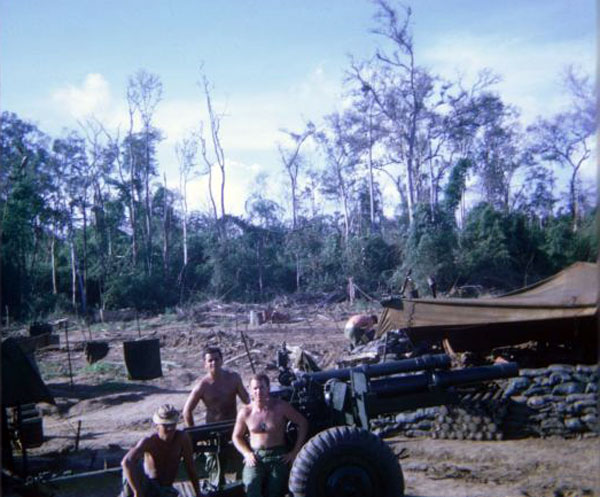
left=70, top=238, right=77, bottom=311
left=570, top=170, right=579, bottom=232
left=182, top=192, right=188, bottom=267
left=81, top=196, right=88, bottom=306
left=51, top=232, right=57, bottom=295
left=144, top=126, right=153, bottom=275
left=162, top=173, right=170, bottom=274
left=367, top=108, right=376, bottom=231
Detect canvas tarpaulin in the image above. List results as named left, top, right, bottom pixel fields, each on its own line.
left=2, top=337, right=55, bottom=407
left=377, top=262, right=598, bottom=351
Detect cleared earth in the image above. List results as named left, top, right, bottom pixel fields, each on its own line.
left=9, top=305, right=600, bottom=496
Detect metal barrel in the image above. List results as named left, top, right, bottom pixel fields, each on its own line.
left=301, top=354, right=451, bottom=384
left=371, top=362, right=519, bottom=397
left=184, top=420, right=236, bottom=443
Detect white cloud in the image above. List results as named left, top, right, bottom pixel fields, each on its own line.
left=157, top=64, right=341, bottom=150
left=157, top=64, right=343, bottom=216
left=46, top=73, right=130, bottom=136
left=52, top=73, right=112, bottom=119
left=422, top=33, right=595, bottom=124
left=180, top=159, right=270, bottom=216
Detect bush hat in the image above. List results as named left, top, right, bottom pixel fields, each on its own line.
left=152, top=404, right=180, bottom=425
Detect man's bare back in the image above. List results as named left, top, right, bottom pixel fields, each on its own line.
left=183, top=349, right=250, bottom=426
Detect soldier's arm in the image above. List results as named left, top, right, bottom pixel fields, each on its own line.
left=180, top=432, right=201, bottom=497
left=232, top=408, right=257, bottom=466
left=281, top=402, right=309, bottom=464
left=183, top=382, right=204, bottom=427
left=121, top=437, right=151, bottom=497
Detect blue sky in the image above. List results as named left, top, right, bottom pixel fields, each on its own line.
left=1, top=0, right=596, bottom=215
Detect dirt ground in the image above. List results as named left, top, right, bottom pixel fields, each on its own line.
left=9, top=305, right=600, bottom=496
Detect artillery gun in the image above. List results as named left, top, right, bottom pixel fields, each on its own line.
left=9, top=351, right=517, bottom=497
left=185, top=350, right=518, bottom=497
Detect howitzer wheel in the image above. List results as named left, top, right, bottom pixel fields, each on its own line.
left=289, top=426, right=404, bottom=497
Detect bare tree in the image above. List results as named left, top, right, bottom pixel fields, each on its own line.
left=198, top=120, right=220, bottom=224
left=278, top=123, right=315, bottom=230
left=124, top=83, right=139, bottom=265
left=199, top=74, right=227, bottom=221
left=79, top=116, right=115, bottom=309
left=350, top=1, right=436, bottom=225
left=161, top=173, right=174, bottom=274
left=528, top=67, right=595, bottom=231
left=127, top=69, right=163, bottom=273
left=317, top=112, right=361, bottom=244
left=175, top=131, right=199, bottom=268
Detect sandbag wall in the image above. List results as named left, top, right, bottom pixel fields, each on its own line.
left=371, top=364, right=599, bottom=440
left=502, top=364, right=598, bottom=438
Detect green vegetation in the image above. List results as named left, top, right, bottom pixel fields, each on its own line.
left=38, top=360, right=69, bottom=381
left=81, top=362, right=126, bottom=382
left=0, top=3, right=595, bottom=321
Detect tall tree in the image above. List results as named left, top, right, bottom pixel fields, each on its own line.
left=350, top=1, right=438, bottom=225
left=528, top=67, right=595, bottom=231
left=127, top=69, right=163, bottom=273
left=317, top=112, right=361, bottom=244
left=175, top=131, right=199, bottom=270
left=52, top=133, right=90, bottom=312
left=199, top=74, right=226, bottom=222
left=278, top=123, right=315, bottom=230
left=473, top=99, right=527, bottom=212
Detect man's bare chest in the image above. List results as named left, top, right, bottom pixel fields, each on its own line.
left=146, top=440, right=182, bottom=465
left=247, top=410, right=282, bottom=434
left=203, top=379, right=237, bottom=404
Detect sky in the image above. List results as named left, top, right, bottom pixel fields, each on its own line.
left=1, top=0, right=596, bottom=216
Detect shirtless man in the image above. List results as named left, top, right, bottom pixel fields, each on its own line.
left=120, top=404, right=200, bottom=497
left=232, top=373, right=308, bottom=497
left=344, top=314, right=378, bottom=347
left=183, top=346, right=250, bottom=425
left=182, top=346, right=250, bottom=487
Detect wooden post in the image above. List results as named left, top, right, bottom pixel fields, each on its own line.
left=16, top=405, right=28, bottom=476
left=64, top=323, right=74, bottom=388
left=240, top=321, right=256, bottom=375
left=136, top=309, right=141, bottom=338
left=75, top=420, right=82, bottom=451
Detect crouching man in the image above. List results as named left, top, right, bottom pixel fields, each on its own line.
left=344, top=313, right=378, bottom=348
left=120, top=404, right=200, bottom=497
left=232, top=373, right=308, bottom=497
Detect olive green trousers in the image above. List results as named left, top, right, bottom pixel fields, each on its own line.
left=242, top=446, right=289, bottom=497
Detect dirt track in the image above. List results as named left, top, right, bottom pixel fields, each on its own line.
left=11, top=309, right=600, bottom=496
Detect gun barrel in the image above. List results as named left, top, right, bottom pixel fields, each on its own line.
left=370, top=362, right=518, bottom=397
left=301, top=354, right=451, bottom=384
left=184, top=420, right=236, bottom=444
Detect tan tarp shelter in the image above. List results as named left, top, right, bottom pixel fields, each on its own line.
left=377, top=262, right=598, bottom=355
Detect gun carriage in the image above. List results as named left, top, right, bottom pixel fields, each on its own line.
left=184, top=351, right=518, bottom=497
left=8, top=349, right=516, bottom=497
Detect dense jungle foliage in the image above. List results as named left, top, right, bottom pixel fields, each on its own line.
left=1, top=3, right=596, bottom=322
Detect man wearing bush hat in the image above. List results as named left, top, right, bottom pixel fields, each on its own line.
left=120, top=404, right=200, bottom=497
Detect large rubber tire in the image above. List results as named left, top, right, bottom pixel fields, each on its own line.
left=289, top=426, right=404, bottom=497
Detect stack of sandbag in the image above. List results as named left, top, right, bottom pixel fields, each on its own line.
left=372, top=406, right=438, bottom=438
left=502, top=364, right=598, bottom=438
